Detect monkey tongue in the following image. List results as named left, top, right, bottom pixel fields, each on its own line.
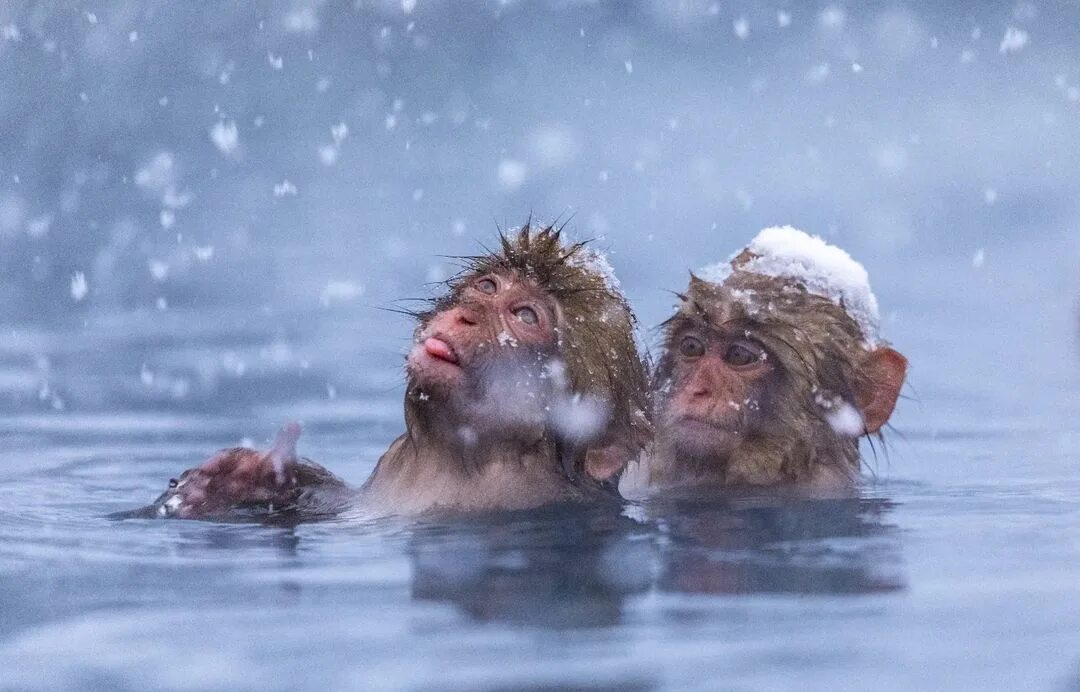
left=423, top=337, right=459, bottom=364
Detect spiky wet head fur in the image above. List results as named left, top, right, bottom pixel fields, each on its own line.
left=654, top=249, right=878, bottom=486
left=415, top=221, right=650, bottom=477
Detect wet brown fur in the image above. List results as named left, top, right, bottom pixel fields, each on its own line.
left=363, top=221, right=651, bottom=512
left=648, top=251, right=882, bottom=489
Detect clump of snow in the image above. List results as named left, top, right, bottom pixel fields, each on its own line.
left=529, top=126, right=578, bottom=168
left=827, top=400, right=865, bottom=436
left=567, top=243, right=622, bottom=294
left=283, top=6, right=319, bottom=33
left=163, top=187, right=192, bottom=209
left=26, top=214, right=51, bottom=239
left=209, top=120, right=239, bottom=156
left=496, top=159, right=527, bottom=190
left=819, top=6, right=845, bottom=29
left=805, top=63, right=830, bottom=84
left=999, top=27, right=1029, bottom=54
left=134, top=152, right=175, bottom=193
left=318, top=145, right=338, bottom=165
left=148, top=259, right=169, bottom=282
left=815, top=391, right=865, bottom=436
left=273, top=180, right=298, bottom=197
left=319, top=280, right=364, bottom=307
left=549, top=393, right=609, bottom=443
left=697, top=225, right=881, bottom=344
left=542, top=359, right=569, bottom=388
left=733, top=17, right=749, bottom=39
left=696, top=260, right=732, bottom=285
left=70, top=272, right=88, bottom=301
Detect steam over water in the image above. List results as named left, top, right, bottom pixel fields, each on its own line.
left=1, top=2, right=1080, bottom=689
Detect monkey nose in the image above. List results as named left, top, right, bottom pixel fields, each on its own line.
left=455, top=307, right=480, bottom=326
left=686, top=374, right=712, bottom=398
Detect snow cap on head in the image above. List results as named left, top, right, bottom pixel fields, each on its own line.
left=696, top=225, right=881, bottom=344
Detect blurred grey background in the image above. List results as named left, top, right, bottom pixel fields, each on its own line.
left=0, top=0, right=1077, bottom=425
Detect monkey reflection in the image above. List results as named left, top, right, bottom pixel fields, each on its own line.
left=650, top=494, right=904, bottom=595
left=407, top=506, right=654, bottom=627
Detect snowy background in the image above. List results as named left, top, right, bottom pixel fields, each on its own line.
left=0, top=0, right=1078, bottom=426
left=2, top=5, right=1080, bottom=690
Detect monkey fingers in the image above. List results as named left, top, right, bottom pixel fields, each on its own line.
left=155, top=422, right=304, bottom=519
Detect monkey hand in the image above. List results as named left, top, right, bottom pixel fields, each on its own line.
left=151, top=422, right=305, bottom=519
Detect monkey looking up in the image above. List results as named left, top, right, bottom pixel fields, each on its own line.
left=134, top=222, right=650, bottom=520
left=625, top=226, right=907, bottom=494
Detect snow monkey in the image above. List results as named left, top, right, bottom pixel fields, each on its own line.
left=134, top=222, right=650, bottom=520
left=625, top=226, right=907, bottom=495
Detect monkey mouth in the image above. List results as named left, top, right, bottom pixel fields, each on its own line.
left=669, top=414, right=744, bottom=459
left=422, top=336, right=459, bottom=365
left=673, top=414, right=739, bottom=434
left=407, top=335, right=465, bottom=383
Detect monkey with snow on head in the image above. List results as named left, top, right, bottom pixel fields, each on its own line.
left=133, top=222, right=650, bottom=520
left=624, top=226, right=907, bottom=495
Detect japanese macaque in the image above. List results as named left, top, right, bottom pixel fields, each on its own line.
left=625, top=226, right=907, bottom=494
left=134, top=223, right=650, bottom=520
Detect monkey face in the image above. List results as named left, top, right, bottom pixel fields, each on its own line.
left=656, top=320, right=779, bottom=462
left=406, top=270, right=562, bottom=437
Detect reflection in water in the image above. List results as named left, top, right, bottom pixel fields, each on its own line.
left=408, top=504, right=655, bottom=628
left=405, top=494, right=904, bottom=630
left=648, top=494, right=904, bottom=596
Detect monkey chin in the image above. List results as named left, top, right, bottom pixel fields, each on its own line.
left=668, top=415, right=744, bottom=463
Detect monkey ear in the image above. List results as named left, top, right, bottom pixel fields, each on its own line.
left=854, top=347, right=908, bottom=434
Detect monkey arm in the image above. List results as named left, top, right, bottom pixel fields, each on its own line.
left=118, top=423, right=357, bottom=521
left=286, top=458, right=358, bottom=517
left=119, top=456, right=356, bottom=521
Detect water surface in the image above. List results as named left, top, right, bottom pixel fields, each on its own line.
left=0, top=302, right=1078, bottom=691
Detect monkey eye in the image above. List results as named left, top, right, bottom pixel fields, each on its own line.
left=513, top=306, right=539, bottom=325
left=679, top=335, right=705, bottom=358
left=476, top=277, right=498, bottom=295
left=724, top=342, right=763, bottom=367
